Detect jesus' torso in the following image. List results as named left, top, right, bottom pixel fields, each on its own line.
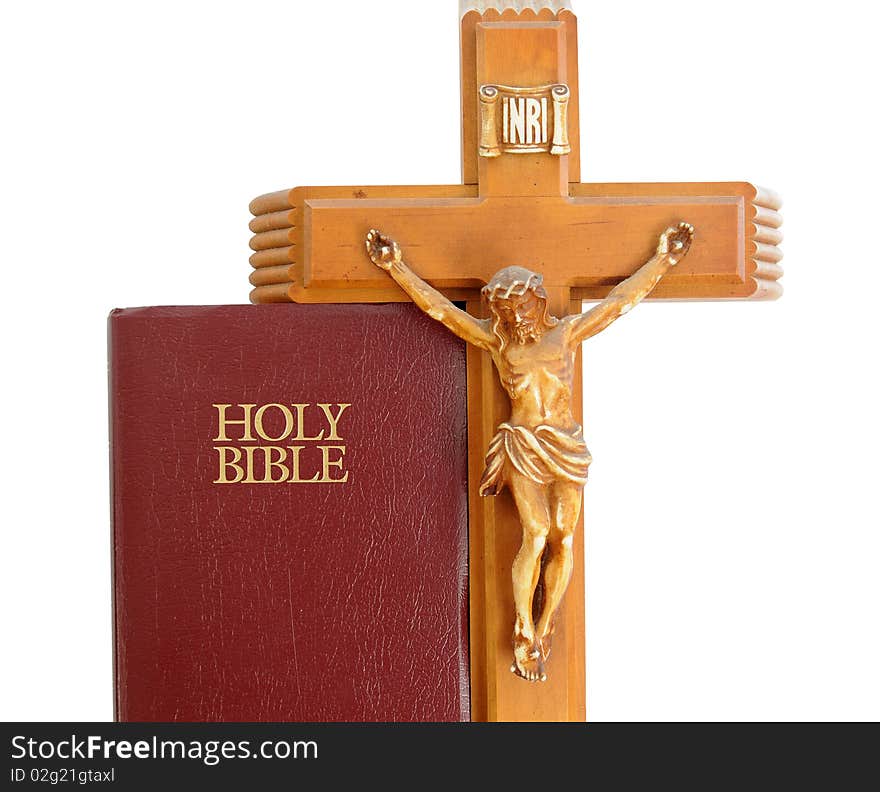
left=488, top=320, right=580, bottom=434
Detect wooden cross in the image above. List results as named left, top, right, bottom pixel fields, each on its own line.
left=247, top=1, right=783, bottom=722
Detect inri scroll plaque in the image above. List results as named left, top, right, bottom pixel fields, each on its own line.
left=478, top=83, right=571, bottom=157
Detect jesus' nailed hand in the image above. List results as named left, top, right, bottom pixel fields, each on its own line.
left=366, top=222, right=695, bottom=683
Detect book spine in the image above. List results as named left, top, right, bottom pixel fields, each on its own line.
left=107, top=310, right=123, bottom=722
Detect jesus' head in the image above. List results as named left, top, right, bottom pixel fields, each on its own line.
left=482, top=266, right=559, bottom=348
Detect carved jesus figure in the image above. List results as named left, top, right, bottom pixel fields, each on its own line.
left=366, top=222, right=695, bottom=682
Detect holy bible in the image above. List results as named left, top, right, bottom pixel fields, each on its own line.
left=109, top=304, right=470, bottom=721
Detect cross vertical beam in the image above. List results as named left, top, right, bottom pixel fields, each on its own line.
left=463, top=6, right=585, bottom=723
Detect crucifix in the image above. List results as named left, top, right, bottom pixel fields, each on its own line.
left=247, top=1, right=783, bottom=722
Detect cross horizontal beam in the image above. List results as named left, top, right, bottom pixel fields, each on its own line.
left=248, top=182, right=782, bottom=304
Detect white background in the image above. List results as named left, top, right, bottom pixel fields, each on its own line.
left=1, top=0, right=877, bottom=722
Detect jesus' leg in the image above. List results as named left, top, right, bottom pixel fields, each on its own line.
left=535, top=480, right=583, bottom=662
left=507, top=469, right=552, bottom=682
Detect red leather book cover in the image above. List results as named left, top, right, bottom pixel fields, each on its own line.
left=109, top=304, right=470, bottom=722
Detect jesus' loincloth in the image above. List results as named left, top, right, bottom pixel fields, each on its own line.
left=478, top=423, right=592, bottom=496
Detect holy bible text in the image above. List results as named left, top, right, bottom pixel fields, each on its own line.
left=212, top=402, right=351, bottom=484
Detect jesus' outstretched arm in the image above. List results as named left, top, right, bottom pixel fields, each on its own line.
left=366, top=229, right=495, bottom=350
left=566, top=222, right=695, bottom=345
